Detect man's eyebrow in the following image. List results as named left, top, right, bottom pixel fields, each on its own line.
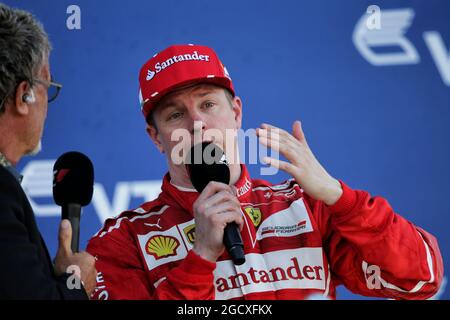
left=158, top=100, right=180, bottom=111
left=193, top=90, right=216, bottom=98
left=158, top=89, right=218, bottom=110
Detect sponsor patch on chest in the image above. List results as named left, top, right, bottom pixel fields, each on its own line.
left=138, top=225, right=188, bottom=270
left=214, top=248, right=326, bottom=299
left=256, top=199, right=313, bottom=240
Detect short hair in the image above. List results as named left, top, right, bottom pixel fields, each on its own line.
left=0, top=4, right=51, bottom=113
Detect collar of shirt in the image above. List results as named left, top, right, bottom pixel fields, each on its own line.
left=159, top=164, right=253, bottom=216
left=0, top=152, right=23, bottom=183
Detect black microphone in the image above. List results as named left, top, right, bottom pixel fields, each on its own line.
left=186, top=142, right=246, bottom=265
left=52, top=152, right=94, bottom=253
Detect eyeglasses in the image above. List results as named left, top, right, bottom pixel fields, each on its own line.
left=33, top=76, right=63, bottom=103
left=0, top=76, right=63, bottom=110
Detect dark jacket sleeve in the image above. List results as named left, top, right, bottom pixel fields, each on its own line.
left=0, top=171, right=88, bottom=300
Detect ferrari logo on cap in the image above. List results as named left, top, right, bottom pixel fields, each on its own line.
left=245, top=207, right=262, bottom=227
left=146, top=235, right=180, bottom=260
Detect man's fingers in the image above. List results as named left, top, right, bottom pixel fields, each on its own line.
left=57, top=219, right=73, bottom=256
left=208, top=201, right=242, bottom=217
left=257, top=128, right=280, bottom=142
left=198, top=181, right=233, bottom=200
left=260, top=122, right=308, bottom=147
left=261, top=123, right=282, bottom=131
left=263, top=157, right=297, bottom=176
left=194, top=182, right=236, bottom=217
left=292, top=120, right=307, bottom=143
left=257, top=127, right=300, bottom=151
left=206, top=191, right=240, bottom=210
left=258, top=131, right=280, bottom=151
left=258, top=133, right=298, bottom=161
left=217, top=210, right=245, bottom=231
left=260, top=123, right=291, bottom=139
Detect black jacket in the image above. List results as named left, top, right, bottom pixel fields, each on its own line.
left=0, top=165, right=88, bottom=299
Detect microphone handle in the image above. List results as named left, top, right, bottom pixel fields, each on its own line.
left=62, top=203, right=81, bottom=253
left=223, top=222, right=245, bottom=265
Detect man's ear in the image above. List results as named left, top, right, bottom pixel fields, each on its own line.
left=13, top=81, right=33, bottom=116
left=232, top=96, right=243, bottom=130
left=146, top=124, right=165, bottom=153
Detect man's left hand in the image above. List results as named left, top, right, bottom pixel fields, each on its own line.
left=256, top=120, right=343, bottom=206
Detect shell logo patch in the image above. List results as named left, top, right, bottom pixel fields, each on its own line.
left=183, top=224, right=196, bottom=245
left=146, top=235, right=180, bottom=260
left=245, top=207, right=262, bottom=227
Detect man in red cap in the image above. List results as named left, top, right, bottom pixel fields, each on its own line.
left=87, top=44, right=443, bottom=300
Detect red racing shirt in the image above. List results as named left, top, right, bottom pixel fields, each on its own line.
left=87, top=165, right=443, bottom=300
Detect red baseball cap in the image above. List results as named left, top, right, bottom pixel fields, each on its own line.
left=138, top=44, right=235, bottom=121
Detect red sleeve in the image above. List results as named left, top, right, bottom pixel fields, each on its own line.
left=309, top=181, right=444, bottom=300
left=153, top=250, right=216, bottom=300
left=87, top=225, right=152, bottom=300
left=87, top=221, right=216, bottom=300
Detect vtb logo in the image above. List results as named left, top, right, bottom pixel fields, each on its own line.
left=353, top=7, right=450, bottom=86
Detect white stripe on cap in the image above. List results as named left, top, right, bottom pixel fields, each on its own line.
left=138, top=89, right=143, bottom=108
left=224, top=66, right=231, bottom=78
left=151, top=92, right=159, bottom=98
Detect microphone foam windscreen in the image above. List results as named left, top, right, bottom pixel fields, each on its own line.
left=186, top=142, right=230, bottom=192
left=52, top=151, right=94, bottom=206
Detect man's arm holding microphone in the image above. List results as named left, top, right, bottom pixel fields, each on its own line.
left=51, top=151, right=99, bottom=298
left=191, top=182, right=244, bottom=264
left=54, top=219, right=97, bottom=297
left=0, top=190, right=96, bottom=299
left=0, top=151, right=97, bottom=299
left=86, top=150, right=245, bottom=300
left=134, top=182, right=244, bottom=300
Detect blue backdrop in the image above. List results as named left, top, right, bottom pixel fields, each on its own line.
left=5, top=0, right=449, bottom=299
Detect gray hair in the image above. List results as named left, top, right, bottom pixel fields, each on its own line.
left=0, top=3, right=51, bottom=112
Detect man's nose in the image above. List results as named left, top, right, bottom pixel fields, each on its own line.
left=188, top=110, right=207, bottom=136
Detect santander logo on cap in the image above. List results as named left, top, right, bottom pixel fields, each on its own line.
left=146, top=50, right=211, bottom=82
left=146, top=70, right=156, bottom=81
left=138, top=44, right=235, bottom=120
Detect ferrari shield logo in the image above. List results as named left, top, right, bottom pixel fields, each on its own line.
left=245, top=207, right=262, bottom=227
left=183, top=224, right=196, bottom=245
